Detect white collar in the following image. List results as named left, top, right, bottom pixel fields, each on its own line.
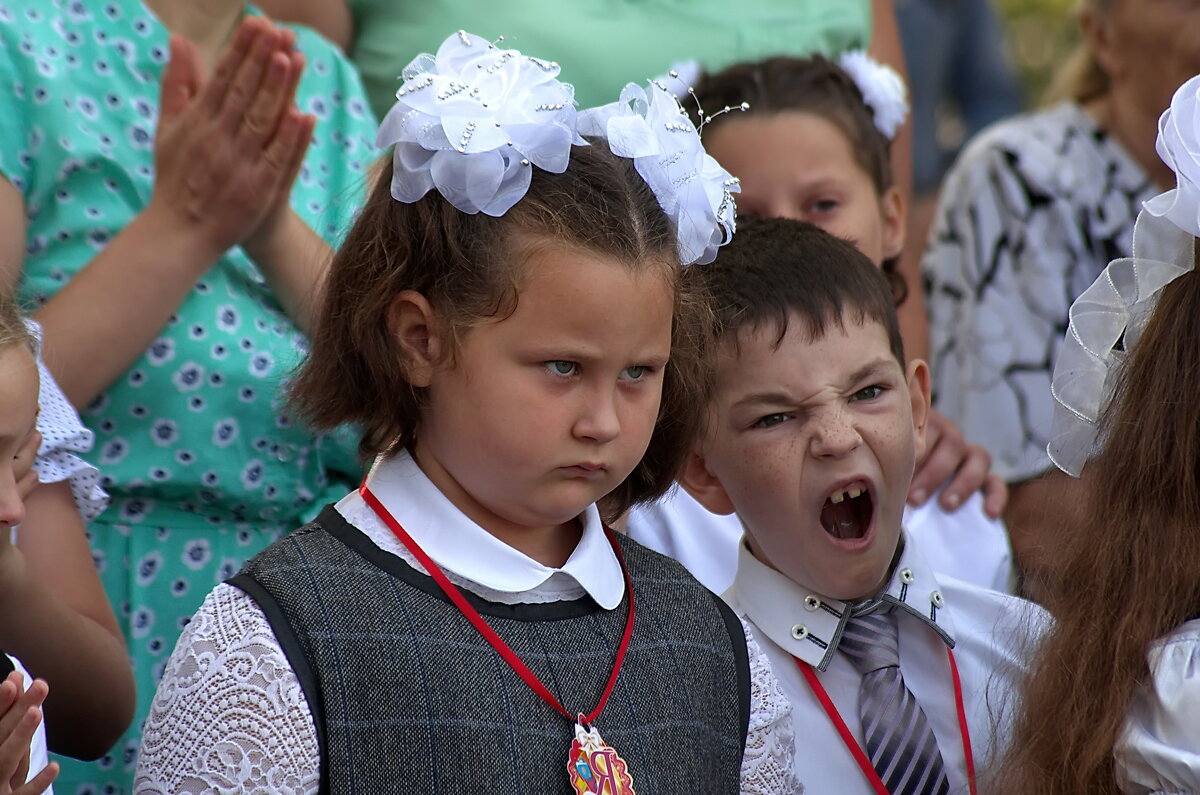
left=347, top=451, right=626, bottom=610
left=730, top=530, right=956, bottom=671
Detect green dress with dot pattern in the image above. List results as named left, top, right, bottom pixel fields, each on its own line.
left=0, top=2, right=377, bottom=790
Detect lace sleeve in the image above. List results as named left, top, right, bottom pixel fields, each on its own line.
left=134, top=584, right=320, bottom=794
left=739, top=617, right=803, bottom=794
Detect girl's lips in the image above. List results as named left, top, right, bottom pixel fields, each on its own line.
left=563, top=463, right=607, bottom=478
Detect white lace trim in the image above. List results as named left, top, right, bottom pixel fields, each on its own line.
left=134, top=585, right=319, bottom=794
left=137, top=590, right=802, bottom=792
left=740, top=618, right=804, bottom=793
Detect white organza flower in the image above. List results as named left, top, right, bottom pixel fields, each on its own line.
left=837, top=50, right=908, bottom=140
left=1146, top=74, right=1200, bottom=239
left=579, top=80, right=740, bottom=266
left=1048, top=74, right=1200, bottom=476
left=376, top=30, right=586, bottom=216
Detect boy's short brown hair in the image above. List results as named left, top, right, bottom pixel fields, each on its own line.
left=683, top=216, right=904, bottom=375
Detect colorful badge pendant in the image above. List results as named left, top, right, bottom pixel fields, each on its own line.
left=568, top=719, right=636, bottom=795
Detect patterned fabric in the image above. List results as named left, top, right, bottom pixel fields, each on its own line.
left=0, top=2, right=378, bottom=790
left=235, top=508, right=749, bottom=794
left=26, top=318, right=108, bottom=522
left=923, top=102, right=1156, bottom=482
left=840, top=609, right=950, bottom=795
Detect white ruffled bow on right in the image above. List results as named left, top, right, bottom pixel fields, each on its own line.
left=1048, top=74, right=1200, bottom=476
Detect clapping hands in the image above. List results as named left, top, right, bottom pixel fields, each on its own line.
left=146, top=15, right=315, bottom=268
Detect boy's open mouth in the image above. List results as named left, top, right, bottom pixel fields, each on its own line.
left=820, top=484, right=874, bottom=540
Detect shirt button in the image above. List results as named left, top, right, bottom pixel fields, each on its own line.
left=899, top=568, right=915, bottom=584
left=930, top=590, right=944, bottom=608
left=804, top=595, right=821, bottom=612
left=791, top=623, right=809, bottom=641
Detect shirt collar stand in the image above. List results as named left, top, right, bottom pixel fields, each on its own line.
left=732, top=531, right=956, bottom=671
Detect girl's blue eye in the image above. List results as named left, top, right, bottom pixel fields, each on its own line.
left=852, top=385, right=884, bottom=401
left=546, top=360, right=577, bottom=376
left=622, top=365, right=648, bottom=380
left=753, top=413, right=789, bottom=429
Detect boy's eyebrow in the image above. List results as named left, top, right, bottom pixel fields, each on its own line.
left=727, top=357, right=898, bottom=411
left=729, top=389, right=798, bottom=412
left=847, top=358, right=897, bottom=386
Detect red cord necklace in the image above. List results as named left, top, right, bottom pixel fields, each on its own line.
left=794, top=647, right=976, bottom=795
left=360, top=483, right=639, bottom=794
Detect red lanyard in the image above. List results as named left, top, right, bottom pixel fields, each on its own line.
left=360, top=483, right=636, bottom=726
left=795, top=647, right=976, bottom=795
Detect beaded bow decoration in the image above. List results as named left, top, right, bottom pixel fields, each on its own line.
left=376, top=30, right=586, bottom=217
left=579, top=77, right=742, bottom=265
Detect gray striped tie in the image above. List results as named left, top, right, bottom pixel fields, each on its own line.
left=839, top=608, right=950, bottom=795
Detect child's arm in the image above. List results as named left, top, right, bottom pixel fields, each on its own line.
left=0, top=671, right=58, bottom=795
left=135, top=586, right=319, bottom=793
left=0, top=17, right=323, bottom=408
left=3, top=481, right=135, bottom=759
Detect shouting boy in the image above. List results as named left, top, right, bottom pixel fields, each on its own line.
left=680, top=217, right=1042, bottom=792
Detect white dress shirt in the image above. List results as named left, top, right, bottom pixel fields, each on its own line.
left=1116, top=618, right=1200, bottom=793
left=627, top=486, right=1014, bottom=595
left=135, top=452, right=800, bottom=793
left=727, top=533, right=1044, bottom=792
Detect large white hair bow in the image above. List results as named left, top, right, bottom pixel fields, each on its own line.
left=376, top=31, right=586, bottom=217
left=1048, top=74, right=1200, bottom=476
left=579, top=80, right=740, bottom=266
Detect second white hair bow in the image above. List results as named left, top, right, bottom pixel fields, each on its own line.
left=579, top=80, right=741, bottom=266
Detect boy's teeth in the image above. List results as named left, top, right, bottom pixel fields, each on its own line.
left=829, top=486, right=864, bottom=504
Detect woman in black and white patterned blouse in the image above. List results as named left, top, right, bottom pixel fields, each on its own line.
left=922, top=0, right=1200, bottom=600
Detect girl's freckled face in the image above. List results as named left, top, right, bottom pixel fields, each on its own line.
left=705, top=111, right=902, bottom=266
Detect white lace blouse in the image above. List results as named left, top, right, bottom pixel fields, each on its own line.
left=134, top=454, right=801, bottom=793
left=1116, top=619, right=1200, bottom=794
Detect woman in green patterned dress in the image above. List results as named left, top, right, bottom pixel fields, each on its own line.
left=0, top=2, right=376, bottom=790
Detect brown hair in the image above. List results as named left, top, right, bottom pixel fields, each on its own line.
left=693, top=55, right=906, bottom=304
left=998, top=262, right=1200, bottom=793
left=289, top=139, right=712, bottom=518
left=683, top=216, right=904, bottom=367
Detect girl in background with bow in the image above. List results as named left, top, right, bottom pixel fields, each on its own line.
left=135, top=31, right=799, bottom=793
left=1000, top=73, right=1200, bottom=794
